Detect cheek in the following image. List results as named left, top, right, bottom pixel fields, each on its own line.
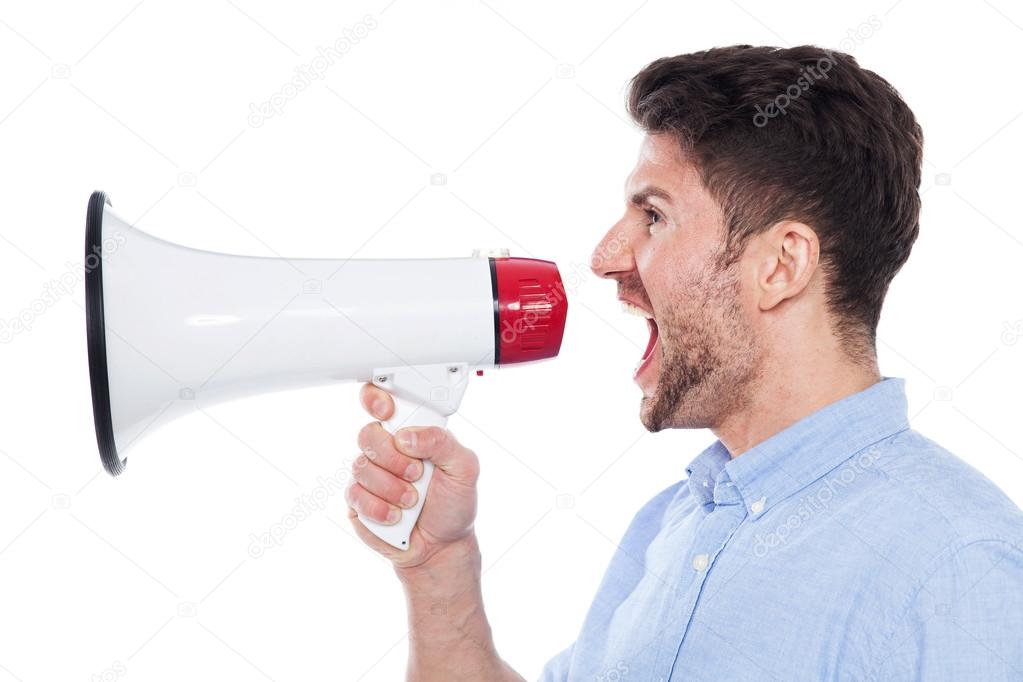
left=635, top=228, right=733, bottom=313
left=634, top=251, right=671, bottom=300
left=634, top=236, right=679, bottom=280
left=637, top=243, right=697, bottom=298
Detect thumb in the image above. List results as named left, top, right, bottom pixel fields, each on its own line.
left=393, top=426, right=478, bottom=482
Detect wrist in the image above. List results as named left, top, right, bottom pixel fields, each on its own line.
left=395, top=532, right=505, bottom=678
left=395, top=532, right=481, bottom=587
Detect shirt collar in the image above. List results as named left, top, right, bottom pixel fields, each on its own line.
left=685, top=377, right=910, bottom=516
left=685, top=440, right=731, bottom=508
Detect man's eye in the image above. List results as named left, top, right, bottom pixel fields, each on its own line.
left=645, top=209, right=662, bottom=226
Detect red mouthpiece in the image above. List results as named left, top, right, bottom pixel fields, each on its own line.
left=492, top=257, right=568, bottom=365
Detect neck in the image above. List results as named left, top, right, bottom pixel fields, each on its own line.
left=713, top=351, right=880, bottom=458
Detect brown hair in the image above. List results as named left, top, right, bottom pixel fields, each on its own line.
left=627, top=45, right=923, bottom=353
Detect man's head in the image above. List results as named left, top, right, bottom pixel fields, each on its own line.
left=592, top=45, right=923, bottom=432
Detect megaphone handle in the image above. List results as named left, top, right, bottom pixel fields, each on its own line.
left=358, top=394, right=447, bottom=550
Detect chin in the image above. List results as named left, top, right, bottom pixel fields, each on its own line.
left=639, top=392, right=674, bottom=432
left=639, top=402, right=671, bottom=432
left=639, top=381, right=714, bottom=432
left=639, top=396, right=656, bottom=431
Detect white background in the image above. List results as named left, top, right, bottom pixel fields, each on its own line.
left=2, top=1, right=1022, bottom=680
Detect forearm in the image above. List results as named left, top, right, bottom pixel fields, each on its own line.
left=395, top=534, right=524, bottom=682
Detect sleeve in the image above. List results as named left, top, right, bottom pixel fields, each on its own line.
left=537, top=642, right=574, bottom=682
left=870, top=538, right=1023, bottom=681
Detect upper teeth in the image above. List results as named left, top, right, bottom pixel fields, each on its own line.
left=622, top=302, right=653, bottom=319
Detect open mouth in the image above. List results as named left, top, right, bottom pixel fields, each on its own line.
left=621, top=300, right=659, bottom=381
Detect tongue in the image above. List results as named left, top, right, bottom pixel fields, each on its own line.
left=642, top=318, right=658, bottom=362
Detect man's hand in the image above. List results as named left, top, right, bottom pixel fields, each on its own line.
left=346, top=383, right=481, bottom=568
left=345, top=384, right=525, bottom=681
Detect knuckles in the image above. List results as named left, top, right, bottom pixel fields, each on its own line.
left=350, top=458, right=368, bottom=482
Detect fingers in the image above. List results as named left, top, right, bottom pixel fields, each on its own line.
left=352, top=451, right=419, bottom=510
left=347, top=505, right=423, bottom=564
left=394, top=426, right=479, bottom=484
left=347, top=505, right=403, bottom=556
left=346, top=481, right=401, bottom=525
left=360, top=383, right=394, bottom=421
left=357, top=422, right=424, bottom=482
left=347, top=421, right=424, bottom=528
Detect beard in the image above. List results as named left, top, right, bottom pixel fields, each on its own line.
left=640, top=260, right=761, bottom=432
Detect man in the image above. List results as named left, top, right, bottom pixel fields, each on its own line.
left=345, top=45, right=1023, bottom=680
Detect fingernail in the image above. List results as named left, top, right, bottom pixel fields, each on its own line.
left=397, top=429, right=417, bottom=451
left=400, top=489, right=417, bottom=508
left=404, top=462, right=421, bottom=481
left=371, top=399, right=387, bottom=419
left=386, top=507, right=401, bottom=524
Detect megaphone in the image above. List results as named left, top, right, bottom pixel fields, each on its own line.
left=84, top=191, right=568, bottom=549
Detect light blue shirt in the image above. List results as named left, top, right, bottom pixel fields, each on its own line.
left=540, top=378, right=1023, bottom=681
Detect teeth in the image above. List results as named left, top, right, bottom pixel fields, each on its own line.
left=621, top=301, right=653, bottom=319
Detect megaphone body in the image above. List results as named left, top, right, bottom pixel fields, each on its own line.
left=85, top=191, right=568, bottom=550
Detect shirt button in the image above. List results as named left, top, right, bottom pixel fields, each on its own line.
left=751, top=497, right=766, bottom=515
left=692, top=553, right=710, bottom=572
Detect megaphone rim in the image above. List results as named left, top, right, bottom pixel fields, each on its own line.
left=86, top=190, right=126, bottom=476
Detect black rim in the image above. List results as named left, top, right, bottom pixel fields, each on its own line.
left=488, top=257, right=501, bottom=366
left=86, top=191, right=125, bottom=476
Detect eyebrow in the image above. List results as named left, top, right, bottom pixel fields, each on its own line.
left=629, top=186, right=674, bottom=207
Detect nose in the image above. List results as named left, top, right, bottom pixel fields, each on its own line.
left=591, top=223, right=635, bottom=280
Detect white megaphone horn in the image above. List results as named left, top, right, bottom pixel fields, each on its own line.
left=84, top=191, right=568, bottom=550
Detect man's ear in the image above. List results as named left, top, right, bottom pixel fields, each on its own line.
left=753, top=221, right=820, bottom=311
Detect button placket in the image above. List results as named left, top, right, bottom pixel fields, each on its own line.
left=666, top=498, right=747, bottom=680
